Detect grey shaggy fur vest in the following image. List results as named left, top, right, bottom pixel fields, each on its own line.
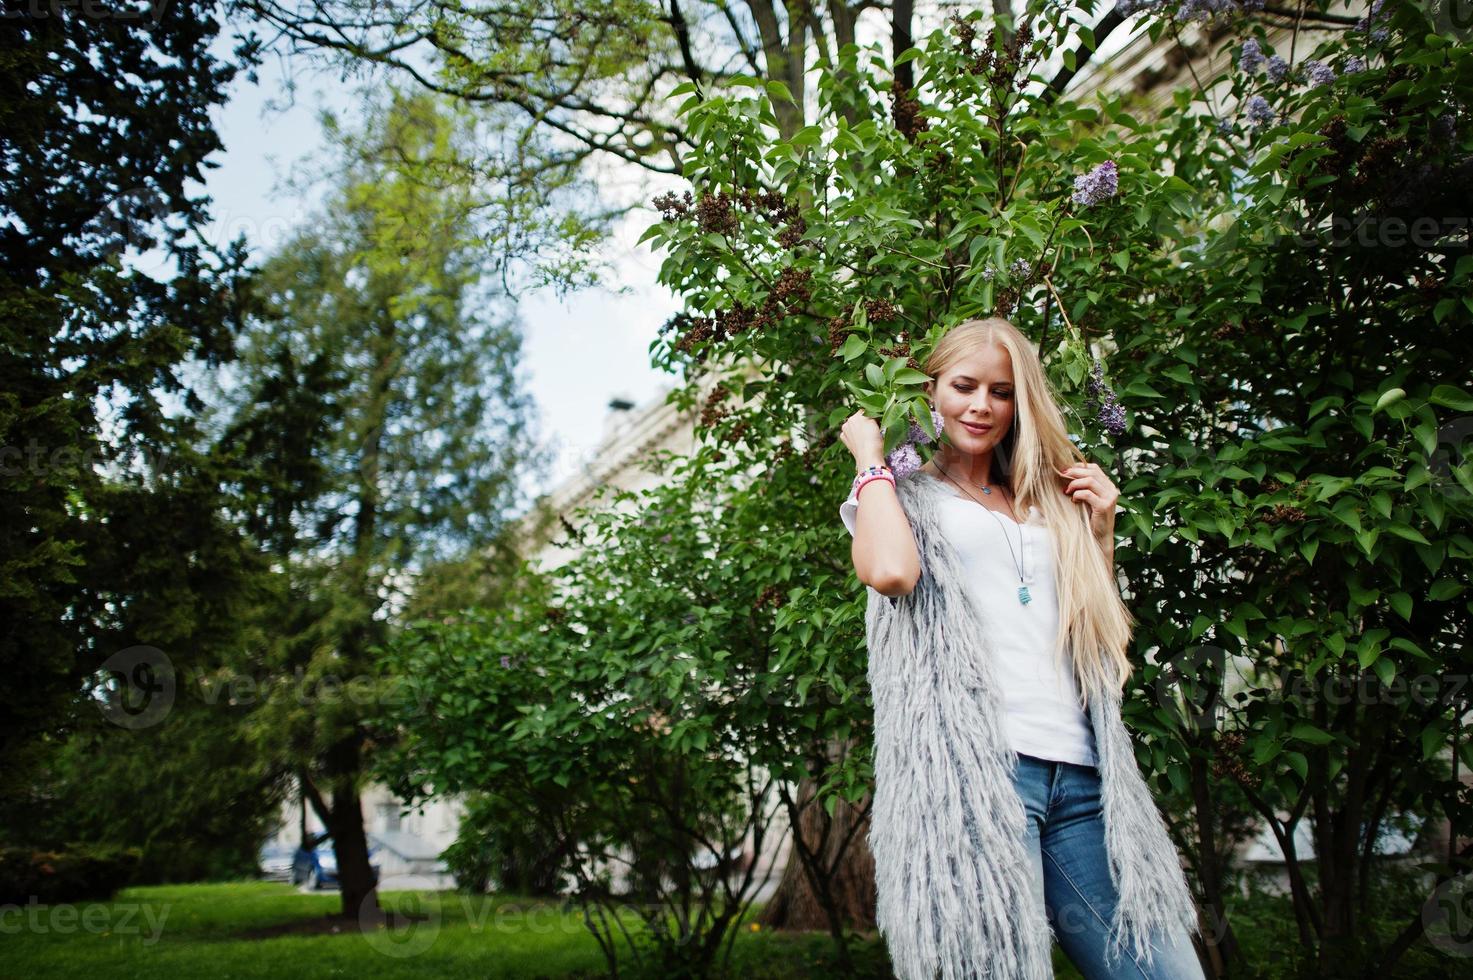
left=865, top=470, right=1200, bottom=979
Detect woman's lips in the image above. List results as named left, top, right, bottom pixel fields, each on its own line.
left=960, top=421, right=992, bottom=435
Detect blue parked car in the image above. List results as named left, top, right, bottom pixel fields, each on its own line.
left=291, top=839, right=381, bottom=890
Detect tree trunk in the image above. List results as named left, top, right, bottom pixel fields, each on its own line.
left=757, top=775, right=875, bottom=930
left=303, top=737, right=380, bottom=919
left=329, top=767, right=378, bottom=919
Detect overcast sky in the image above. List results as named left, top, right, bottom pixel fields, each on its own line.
left=199, top=28, right=683, bottom=510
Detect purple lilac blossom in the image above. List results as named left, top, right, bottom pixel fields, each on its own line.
left=1071, top=160, right=1120, bottom=207
left=1344, top=55, right=1366, bottom=74
left=1305, top=61, right=1336, bottom=87
left=1084, top=360, right=1128, bottom=436
left=1245, top=94, right=1275, bottom=128
left=1266, top=55, right=1289, bottom=84
left=1355, top=0, right=1384, bottom=32
left=1008, top=257, right=1032, bottom=280
left=1240, top=38, right=1265, bottom=74
left=885, top=441, right=922, bottom=479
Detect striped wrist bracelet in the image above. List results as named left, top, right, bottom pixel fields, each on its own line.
left=855, top=472, right=895, bottom=498
left=851, top=464, right=891, bottom=496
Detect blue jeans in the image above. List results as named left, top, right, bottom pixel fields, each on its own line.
left=1011, top=752, right=1207, bottom=980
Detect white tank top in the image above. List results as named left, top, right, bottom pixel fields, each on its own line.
left=841, top=485, right=1098, bottom=768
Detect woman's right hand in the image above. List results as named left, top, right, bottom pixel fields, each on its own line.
left=839, top=409, right=886, bottom=470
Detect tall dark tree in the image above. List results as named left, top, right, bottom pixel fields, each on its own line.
left=0, top=1, right=263, bottom=795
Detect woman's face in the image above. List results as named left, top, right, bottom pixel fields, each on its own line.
left=928, top=343, right=1016, bottom=454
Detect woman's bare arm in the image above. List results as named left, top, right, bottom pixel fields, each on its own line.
left=850, top=476, right=922, bottom=596
left=841, top=411, right=922, bottom=596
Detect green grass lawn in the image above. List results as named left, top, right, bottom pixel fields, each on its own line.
left=1, top=880, right=929, bottom=979
left=8, top=877, right=1464, bottom=978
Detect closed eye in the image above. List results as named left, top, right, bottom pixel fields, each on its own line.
left=953, top=384, right=1012, bottom=399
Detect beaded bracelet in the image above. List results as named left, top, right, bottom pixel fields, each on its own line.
left=855, top=472, right=895, bottom=499
left=850, top=464, right=891, bottom=497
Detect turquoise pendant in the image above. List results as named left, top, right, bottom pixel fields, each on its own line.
left=1018, top=585, right=1032, bottom=605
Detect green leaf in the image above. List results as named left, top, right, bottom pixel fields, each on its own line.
left=1429, top=385, right=1473, bottom=411
left=1386, top=523, right=1431, bottom=546
left=840, top=334, right=867, bottom=361
left=1291, top=722, right=1335, bottom=745
left=1120, top=381, right=1166, bottom=400
left=1429, top=579, right=1464, bottom=601
left=1422, top=721, right=1448, bottom=760
left=1373, top=387, right=1406, bottom=413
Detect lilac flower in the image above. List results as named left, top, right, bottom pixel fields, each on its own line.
left=982, top=265, right=997, bottom=281
left=1008, top=257, right=1032, bottom=280
left=1174, top=0, right=1244, bottom=21
left=1266, top=55, right=1289, bottom=84
left=1215, top=117, right=1234, bottom=135
left=1344, top=55, right=1366, bottom=74
left=1244, top=94, right=1276, bottom=128
left=906, top=407, right=944, bottom=446
left=1240, top=38, right=1265, bottom=75
left=885, top=441, right=922, bottom=479
left=1071, top=160, right=1120, bottom=207
left=1083, top=359, right=1128, bottom=436
left=500, top=655, right=512, bottom=668
left=1355, top=0, right=1384, bottom=32
left=1125, top=0, right=1262, bottom=19
left=1358, top=0, right=1389, bottom=43
left=1305, top=60, right=1336, bottom=87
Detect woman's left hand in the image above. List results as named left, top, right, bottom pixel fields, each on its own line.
left=1056, top=462, right=1119, bottom=541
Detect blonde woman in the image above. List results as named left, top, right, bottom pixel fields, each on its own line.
left=838, top=318, right=1206, bottom=980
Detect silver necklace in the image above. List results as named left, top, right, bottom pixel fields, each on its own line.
left=935, top=460, right=1032, bottom=606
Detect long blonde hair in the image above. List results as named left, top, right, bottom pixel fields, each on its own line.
left=922, top=317, right=1135, bottom=706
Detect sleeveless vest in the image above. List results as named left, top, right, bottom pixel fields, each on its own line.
left=864, top=470, right=1200, bottom=979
